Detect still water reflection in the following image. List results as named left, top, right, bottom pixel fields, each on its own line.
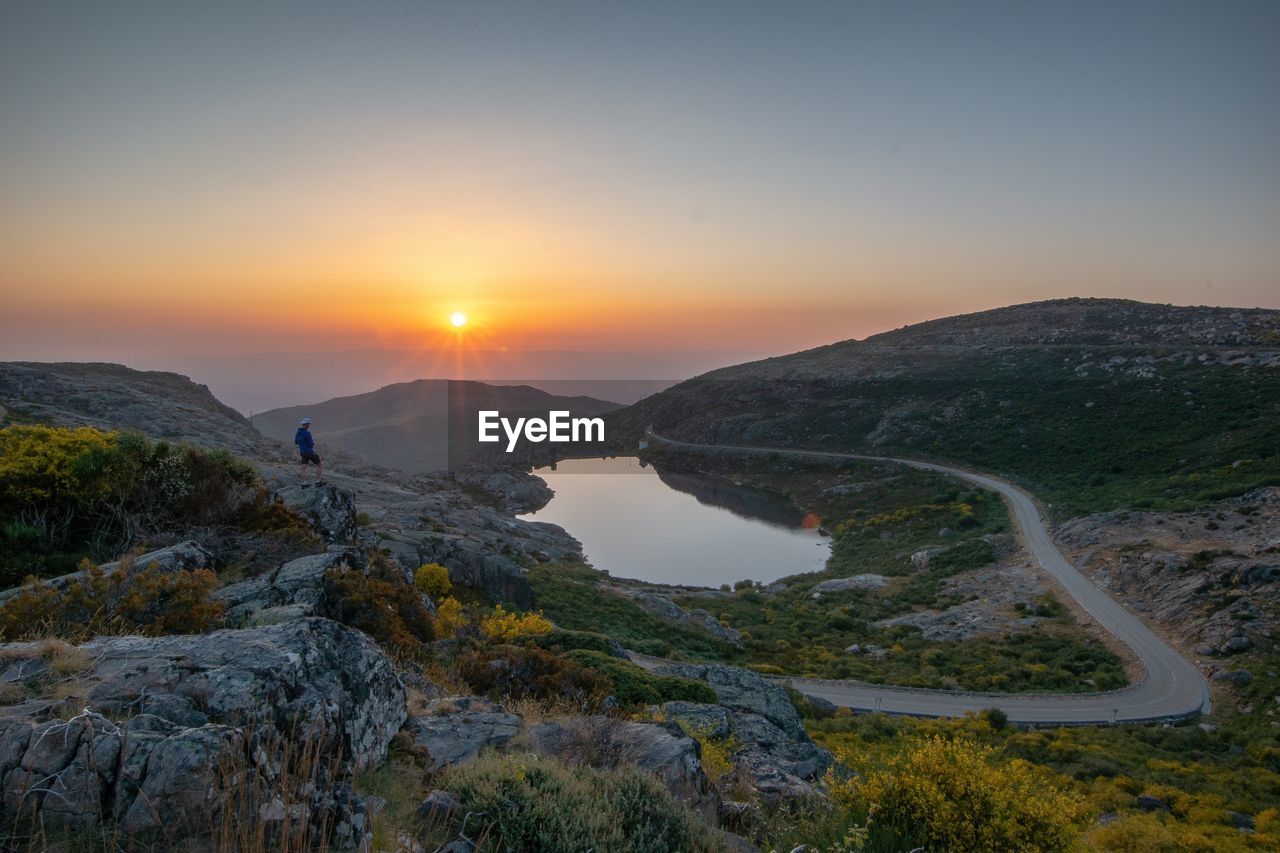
left=518, top=456, right=830, bottom=587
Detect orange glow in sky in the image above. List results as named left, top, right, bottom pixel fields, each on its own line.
left=1, top=3, right=1277, bottom=365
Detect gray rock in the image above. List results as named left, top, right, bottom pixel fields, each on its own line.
left=277, top=483, right=358, bottom=543
left=1137, top=794, right=1169, bottom=812
left=798, top=693, right=838, bottom=717
left=1222, top=635, right=1253, bottom=654
left=452, top=466, right=553, bottom=513
left=403, top=707, right=521, bottom=772
left=661, top=701, right=732, bottom=740
left=1229, top=811, right=1256, bottom=831
left=1212, top=669, right=1253, bottom=687
left=217, top=549, right=363, bottom=624
left=613, top=590, right=742, bottom=645
left=652, top=663, right=831, bottom=800
left=809, top=575, right=889, bottom=595
left=657, top=663, right=811, bottom=741
left=119, top=724, right=245, bottom=833
left=521, top=716, right=715, bottom=817
left=416, top=789, right=461, bottom=822
left=1, top=618, right=405, bottom=773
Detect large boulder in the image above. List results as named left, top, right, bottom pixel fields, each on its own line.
left=655, top=663, right=831, bottom=804
left=0, top=619, right=405, bottom=840
left=277, top=483, right=358, bottom=544
left=0, top=618, right=405, bottom=770
left=520, top=716, right=716, bottom=819
left=614, top=590, right=743, bottom=646
left=402, top=698, right=522, bottom=772
left=217, top=549, right=364, bottom=625
left=809, top=575, right=889, bottom=595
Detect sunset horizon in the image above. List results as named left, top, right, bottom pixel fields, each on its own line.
left=4, top=1, right=1278, bottom=377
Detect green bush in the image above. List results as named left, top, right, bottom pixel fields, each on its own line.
left=440, top=753, right=721, bottom=852
left=530, top=628, right=620, bottom=656
left=319, top=557, right=434, bottom=657
left=454, top=643, right=612, bottom=705
left=563, top=649, right=716, bottom=706
left=0, top=425, right=264, bottom=582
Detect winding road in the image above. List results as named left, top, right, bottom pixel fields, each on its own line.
left=641, top=432, right=1211, bottom=725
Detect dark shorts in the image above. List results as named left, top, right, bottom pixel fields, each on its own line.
left=300, top=451, right=322, bottom=464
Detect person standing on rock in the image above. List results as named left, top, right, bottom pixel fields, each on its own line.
left=295, top=418, right=324, bottom=484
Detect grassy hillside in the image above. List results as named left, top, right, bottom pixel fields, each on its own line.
left=610, top=299, right=1280, bottom=517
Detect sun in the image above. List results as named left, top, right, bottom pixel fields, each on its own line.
left=449, top=312, right=468, bottom=328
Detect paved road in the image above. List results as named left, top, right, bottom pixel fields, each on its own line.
left=642, top=432, right=1211, bottom=724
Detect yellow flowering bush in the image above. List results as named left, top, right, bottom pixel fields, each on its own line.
left=434, top=596, right=465, bottom=638
left=831, top=735, right=1087, bottom=852
left=483, top=604, right=553, bottom=641
left=414, top=562, right=452, bottom=598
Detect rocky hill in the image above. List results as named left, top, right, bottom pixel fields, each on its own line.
left=255, top=379, right=620, bottom=473
left=0, top=362, right=267, bottom=454
left=612, top=299, right=1280, bottom=516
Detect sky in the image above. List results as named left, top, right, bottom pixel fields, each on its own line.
left=2, top=0, right=1278, bottom=369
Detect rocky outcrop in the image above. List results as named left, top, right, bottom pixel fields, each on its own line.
left=654, top=663, right=831, bottom=803
left=1058, top=487, right=1280, bottom=659
left=0, top=619, right=405, bottom=769
left=452, top=465, right=554, bottom=513
left=277, top=483, right=358, bottom=544
left=0, top=362, right=267, bottom=454
left=809, top=574, right=889, bottom=595
left=0, top=618, right=404, bottom=841
left=402, top=697, right=521, bottom=772
left=364, top=471, right=586, bottom=608
left=217, top=549, right=364, bottom=625
left=520, top=715, right=716, bottom=818
left=609, top=588, right=743, bottom=645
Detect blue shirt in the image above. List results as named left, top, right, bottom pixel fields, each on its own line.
left=295, top=427, right=315, bottom=454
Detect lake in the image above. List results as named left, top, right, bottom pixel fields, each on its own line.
left=518, top=456, right=830, bottom=587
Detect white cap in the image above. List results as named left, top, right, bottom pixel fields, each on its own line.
left=300, top=418, right=311, bottom=425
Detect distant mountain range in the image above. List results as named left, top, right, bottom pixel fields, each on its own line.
left=253, top=379, right=621, bottom=473
left=166, top=349, right=769, bottom=413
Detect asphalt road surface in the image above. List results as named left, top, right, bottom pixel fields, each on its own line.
left=641, top=432, right=1211, bottom=724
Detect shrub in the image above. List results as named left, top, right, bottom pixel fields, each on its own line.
left=320, top=565, right=434, bottom=657
left=982, top=707, right=1009, bottom=730
left=482, top=604, right=553, bottom=641
left=454, top=644, right=611, bottom=705
left=0, top=425, right=265, bottom=581
left=530, top=628, right=619, bottom=656
left=439, top=753, right=719, bottom=852
left=413, top=562, right=451, bottom=598
left=434, top=596, right=465, bottom=638
left=562, top=649, right=717, bottom=706
left=0, top=556, right=225, bottom=641
left=833, top=735, right=1087, bottom=852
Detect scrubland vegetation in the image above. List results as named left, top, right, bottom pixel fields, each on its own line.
left=2, top=422, right=1275, bottom=852
left=0, top=424, right=308, bottom=584
left=797, top=687, right=1280, bottom=852
left=532, top=455, right=1127, bottom=691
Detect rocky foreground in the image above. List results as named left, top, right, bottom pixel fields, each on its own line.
left=0, top=475, right=830, bottom=850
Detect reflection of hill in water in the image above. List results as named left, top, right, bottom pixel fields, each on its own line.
left=652, top=465, right=808, bottom=530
